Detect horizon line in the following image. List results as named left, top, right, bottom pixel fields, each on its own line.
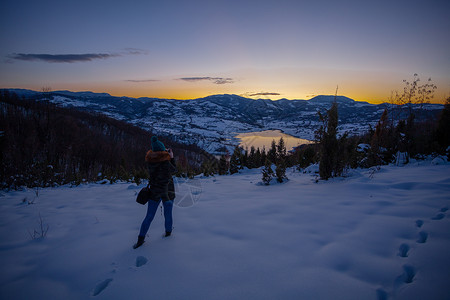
left=1, top=87, right=446, bottom=105
left=0, top=87, right=382, bottom=103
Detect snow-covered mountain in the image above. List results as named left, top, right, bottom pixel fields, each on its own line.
left=4, top=89, right=443, bottom=153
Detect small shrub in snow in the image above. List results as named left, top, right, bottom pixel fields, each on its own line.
left=368, top=166, right=381, bottom=179
left=28, top=213, right=49, bottom=240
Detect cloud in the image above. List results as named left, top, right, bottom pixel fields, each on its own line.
left=240, top=92, right=281, bottom=98
left=122, top=48, right=149, bottom=55
left=124, top=79, right=159, bottom=83
left=178, top=77, right=234, bottom=84
left=248, top=92, right=281, bottom=97
left=7, top=48, right=147, bottom=63
left=8, top=53, right=120, bottom=63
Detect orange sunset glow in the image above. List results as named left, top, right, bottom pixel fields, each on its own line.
left=1, top=1, right=449, bottom=103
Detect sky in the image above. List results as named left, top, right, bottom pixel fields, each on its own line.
left=1, top=0, right=449, bottom=103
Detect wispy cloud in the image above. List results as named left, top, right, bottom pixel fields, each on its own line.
left=122, top=48, right=148, bottom=55
left=8, top=53, right=119, bottom=63
left=249, top=92, right=281, bottom=97
left=178, top=77, right=234, bottom=85
left=241, top=92, right=281, bottom=98
left=7, top=48, right=147, bottom=63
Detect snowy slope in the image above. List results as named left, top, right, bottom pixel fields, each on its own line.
left=1, top=160, right=449, bottom=300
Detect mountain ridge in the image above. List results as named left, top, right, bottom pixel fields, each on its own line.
left=5, top=88, right=371, bottom=104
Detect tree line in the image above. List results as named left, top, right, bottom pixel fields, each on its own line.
left=316, top=97, right=449, bottom=180
left=0, top=91, right=211, bottom=189
left=198, top=96, right=449, bottom=183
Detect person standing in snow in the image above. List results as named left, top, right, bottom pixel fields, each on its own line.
left=134, top=136, right=176, bottom=249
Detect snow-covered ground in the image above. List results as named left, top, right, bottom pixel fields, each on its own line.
left=1, top=160, right=449, bottom=300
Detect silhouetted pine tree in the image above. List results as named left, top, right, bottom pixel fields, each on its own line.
left=261, top=158, right=274, bottom=185
left=275, top=157, right=287, bottom=183
left=246, top=146, right=256, bottom=168
left=369, top=108, right=392, bottom=165
left=218, top=155, right=229, bottom=175
left=435, top=98, right=450, bottom=156
left=268, top=140, right=277, bottom=163
left=296, top=145, right=316, bottom=169
left=201, top=158, right=217, bottom=177
left=276, top=137, right=286, bottom=161
left=260, top=148, right=267, bottom=167
left=229, top=146, right=243, bottom=174
left=255, top=147, right=263, bottom=167
left=242, top=147, right=249, bottom=168
left=318, top=101, right=338, bottom=180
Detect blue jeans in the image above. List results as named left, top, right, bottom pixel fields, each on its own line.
left=139, top=200, right=173, bottom=237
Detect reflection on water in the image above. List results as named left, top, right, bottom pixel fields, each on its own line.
left=236, top=130, right=313, bottom=151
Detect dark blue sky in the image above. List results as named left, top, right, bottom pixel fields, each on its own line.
left=1, top=0, right=449, bottom=102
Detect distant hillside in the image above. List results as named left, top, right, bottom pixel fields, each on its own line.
left=3, top=89, right=443, bottom=154
left=0, top=90, right=211, bottom=189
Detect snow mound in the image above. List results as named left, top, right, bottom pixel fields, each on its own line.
left=431, top=156, right=448, bottom=165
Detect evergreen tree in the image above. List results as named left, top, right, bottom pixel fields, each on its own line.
left=261, top=158, right=274, bottom=185
left=247, top=146, right=256, bottom=169
left=369, top=108, right=391, bottom=165
left=276, top=137, right=287, bottom=161
left=242, top=147, right=249, bottom=168
left=201, top=158, right=217, bottom=177
left=229, top=146, right=243, bottom=174
left=255, top=147, right=262, bottom=168
left=260, top=147, right=267, bottom=167
left=218, top=155, right=229, bottom=175
left=404, top=113, right=416, bottom=156
left=268, top=140, right=277, bottom=163
left=275, top=157, right=287, bottom=183
left=319, top=101, right=338, bottom=180
left=335, top=132, right=349, bottom=175
left=296, top=145, right=316, bottom=169
left=435, top=98, right=450, bottom=155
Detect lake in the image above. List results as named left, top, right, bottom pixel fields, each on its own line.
left=235, top=130, right=313, bottom=151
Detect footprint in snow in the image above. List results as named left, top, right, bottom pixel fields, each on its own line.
left=401, top=265, right=416, bottom=283
left=431, top=213, right=445, bottom=220
left=91, top=278, right=113, bottom=296
left=398, top=244, right=410, bottom=258
left=416, top=231, right=428, bottom=243
left=394, top=264, right=416, bottom=289
left=430, top=207, right=447, bottom=220
left=376, top=288, right=388, bottom=300
left=415, top=219, right=424, bottom=228
left=136, top=256, right=148, bottom=267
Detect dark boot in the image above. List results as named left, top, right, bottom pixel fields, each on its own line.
left=133, top=236, right=145, bottom=249
left=164, top=231, right=171, bottom=237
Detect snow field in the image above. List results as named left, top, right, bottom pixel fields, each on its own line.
left=0, top=161, right=449, bottom=299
